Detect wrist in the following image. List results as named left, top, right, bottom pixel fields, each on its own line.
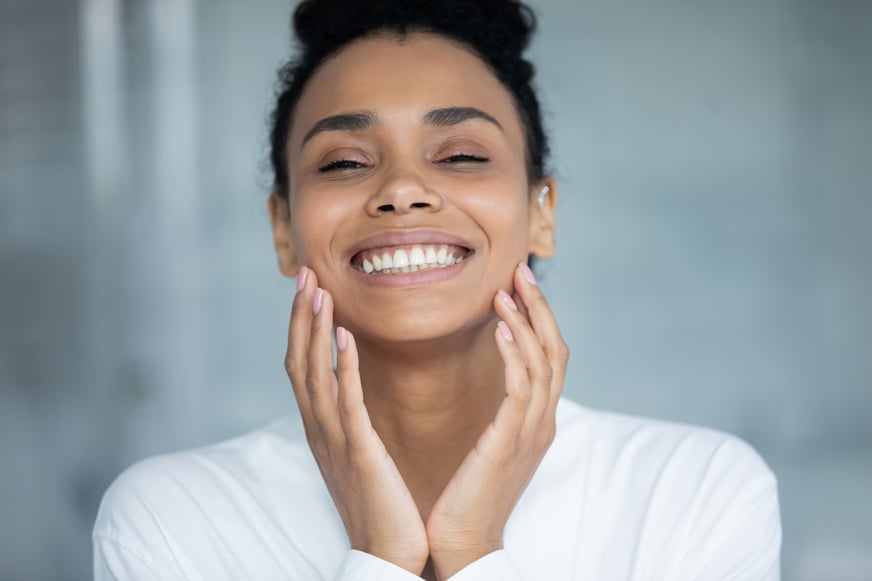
left=429, top=541, right=502, bottom=580
left=353, top=542, right=429, bottom=576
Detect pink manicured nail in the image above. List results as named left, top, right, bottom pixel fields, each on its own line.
left=498, top=320, right=514, bottom=342
left=336, top=326, right=348, bottom=351
left=296, top=266, right=308, bottom=293
left=519, top=262, right=537, bottom=286
left=312, top=287, right=323, bottom=315
left=498, top=289, right=518, bottom=311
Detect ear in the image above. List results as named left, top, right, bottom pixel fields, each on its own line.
left=527, top=177, right=557, bottom=258
left=268, top=193, right=301, bottom=278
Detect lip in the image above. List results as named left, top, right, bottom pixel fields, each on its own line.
left=344, top=229, right=475, bottom=288
left=344, top=229, right=475, bottom=262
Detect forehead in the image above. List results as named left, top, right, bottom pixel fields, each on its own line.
left=289, top=32, right=525, bottom=148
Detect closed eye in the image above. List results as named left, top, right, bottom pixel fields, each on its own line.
left=441, top=153, right=490, bottom=164
left=318, top=159, right=366, bottom=172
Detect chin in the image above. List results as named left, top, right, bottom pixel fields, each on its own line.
left=339, top=304, right=496, bottom=347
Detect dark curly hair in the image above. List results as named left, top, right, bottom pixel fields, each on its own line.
left=268, top=0, right=550, bottom=198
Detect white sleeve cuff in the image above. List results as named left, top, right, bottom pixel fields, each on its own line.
left=335, top=550, right=423, bottom=581
left=447, top=550, right=523, bottom=580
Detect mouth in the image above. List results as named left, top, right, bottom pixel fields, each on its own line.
left=351, top=244, right=473, bottom=275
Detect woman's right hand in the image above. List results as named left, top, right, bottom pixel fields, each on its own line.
left=285, top=266, right=429, bottom=575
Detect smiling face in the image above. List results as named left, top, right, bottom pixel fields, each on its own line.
left=270, top=32, right=556, bottom=345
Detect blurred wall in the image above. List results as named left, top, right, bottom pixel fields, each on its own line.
left=0, top=0, right=870, bottom=579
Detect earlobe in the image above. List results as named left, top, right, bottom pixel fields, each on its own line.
left=268, top=194, right=300, bottom=278
left=528, top=178, right=557, bottom=258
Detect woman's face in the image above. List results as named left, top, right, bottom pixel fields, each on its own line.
left=273, top=32, right=555, bottom=344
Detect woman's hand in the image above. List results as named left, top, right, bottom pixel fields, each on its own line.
left=425, top=262, right=569, bottom=580
left=285, top=267, right=429, bottom=575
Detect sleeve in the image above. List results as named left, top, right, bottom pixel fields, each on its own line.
left=446, top=550, right=524, bottom=580
left=334, top=550, right=424, bottom=581
left=680, top=437, right=782, bottom=581
left=335, top=549, right=525, bottom=581
left=93, top=536, right=162, bottom=581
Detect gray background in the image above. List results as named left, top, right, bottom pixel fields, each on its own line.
left=1, top=0, right=870, bottom=579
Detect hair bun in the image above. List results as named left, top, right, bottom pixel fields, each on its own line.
left=476, top=0, right=536, bottom=54
left=292, top=0, right=536, bottom=58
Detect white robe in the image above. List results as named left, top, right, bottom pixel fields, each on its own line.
left=93, top=398, right=781, bottom=580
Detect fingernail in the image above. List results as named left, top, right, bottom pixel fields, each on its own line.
left=296, top=266, right=308, bottom=293
left=498, top=320, right=514, bottom=342
left=336, top=326, right=348, bottom=351
left=313, top=287, right=323, bottom=315
left=498, top=289, right=518, bottom=311
left=519, top=262, right=537, bottom=286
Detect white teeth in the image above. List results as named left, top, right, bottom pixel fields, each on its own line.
left=393, top=249, right=410, bottom=269
left=409, top=246, right=426, bottom=267
left=355, top=244, right=469, bottom=274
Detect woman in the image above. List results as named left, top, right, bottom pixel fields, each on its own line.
left=93, top=1, right=781, bottom=579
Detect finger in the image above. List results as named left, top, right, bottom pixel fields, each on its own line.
left=495, top=290, right=551, bottom=432
left=287, top=266, right=317, bottom=422
left=490, top=320, right=531, bottom=445
left=513, top=263, right=569, bottom=410
left=511, top=287, right=551, bottom=423
left=513, top=291, right=530, bottom=324
left=511, top=287, right=545, bottom=419
left=306, top=287, right=344, bottom=442
left=512, top=263, right=560, bottom=349
left=335, top=328, right=376, bottom=444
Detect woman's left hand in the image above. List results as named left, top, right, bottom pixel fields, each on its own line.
left=425, top=262, right=569, bottom=580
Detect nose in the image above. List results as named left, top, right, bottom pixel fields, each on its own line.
left=365, top=167, right=443, bottom=216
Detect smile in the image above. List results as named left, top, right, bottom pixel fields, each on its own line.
left=351, top=244, right=471, bottom=275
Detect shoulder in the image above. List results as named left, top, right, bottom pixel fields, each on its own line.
left=93, top=416, right=352, bottom=578
left=550, top=398, right=779, bottom=542
left=543, top=398, right=781, bottom=578
left=553, top=397, right=776, bottom=491
left=93, top=414, right=318, bottom=542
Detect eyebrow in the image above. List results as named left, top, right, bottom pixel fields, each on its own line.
left=422, top=107, right=503, bottom=131
left=301, top=107, right=503, bottom=146
left=301, top=112, right=378, bottom=146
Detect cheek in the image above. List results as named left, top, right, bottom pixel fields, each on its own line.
left=463, top=184, right=531, bottom=253
left=289, top=211, right=317, bottom=265
left=290, top=188, right=350, bottom=263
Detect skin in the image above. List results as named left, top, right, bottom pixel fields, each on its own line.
left=268, top=33, right=568, bottom=580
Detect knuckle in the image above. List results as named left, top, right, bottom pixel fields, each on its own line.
left=304, top=374, right=320, bottom=398
left=337, top=393, right=358, bottom=417
left=554, top=341, right=570, bottom=365
left=536, top=432, right=555, bottom=452
left=513, top=383, right=533, bottom=404
left=284, top=355, right=302, bottom=379
left=530, top=360, right=553, bottom=383
left=533, top=419, right=557, bottom=452
left=540, top=421, right=557, bottom=447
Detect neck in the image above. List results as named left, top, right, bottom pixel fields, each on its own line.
left=355, top=318, right=505, bottom=516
